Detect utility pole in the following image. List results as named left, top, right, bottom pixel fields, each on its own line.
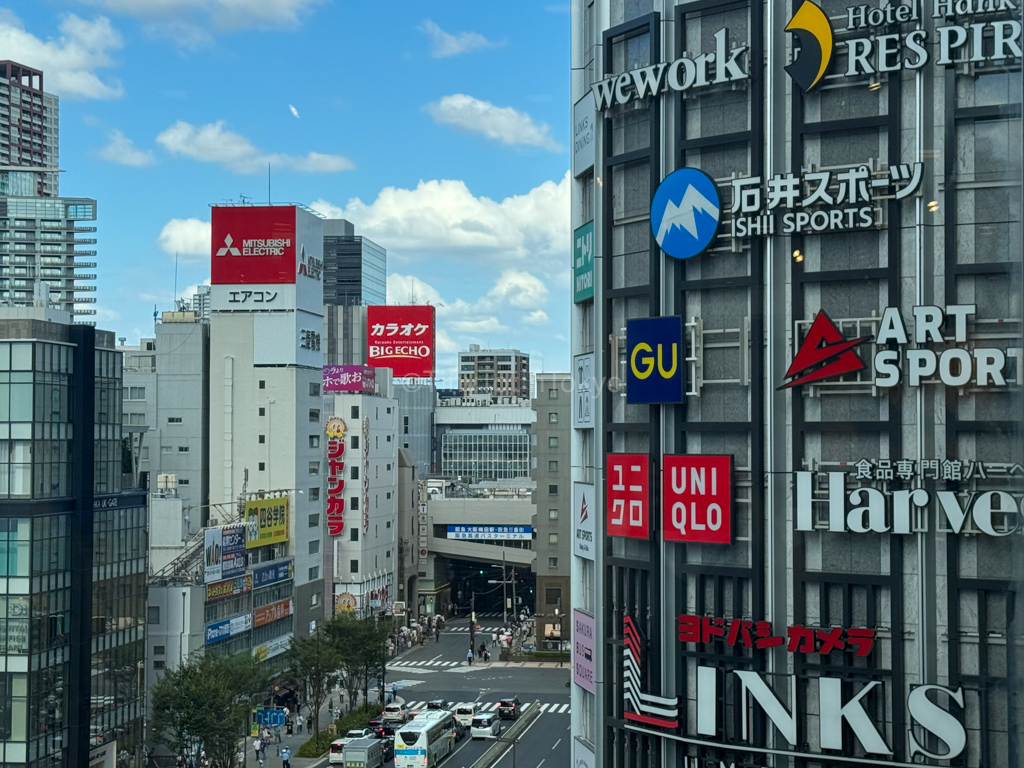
left=469, top=592, right=476, bottom=661
left=501, top=549, right=508, bottom=627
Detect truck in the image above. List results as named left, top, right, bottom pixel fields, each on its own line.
left=342, top=737, right=384, bottom=768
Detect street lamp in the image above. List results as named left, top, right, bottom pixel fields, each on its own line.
left=487, top=735, right=517, bottom=768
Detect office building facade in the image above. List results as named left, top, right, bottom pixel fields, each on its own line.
left=322, top=218, right=387, bottom=306
left=458, top=344, right=530, bottom=398
left=0, top=61, right=59, bottom=198
left=570, top=3, right=1023, bottom=768
left=435, top=392, right=536, bottom=482
left=0, top=306, right=145, bottom=768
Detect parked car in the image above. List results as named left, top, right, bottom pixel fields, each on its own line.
left=426, top=699, right=451, bottom=712
left=471, top=713, right=502, bottom=738
left=498, top=697, right=521, bottom=720
left=382, top=702, right=410, bottom=723
left=454, top=703, right=479, bottom=728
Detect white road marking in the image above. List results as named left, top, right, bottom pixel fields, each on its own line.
left=552, top=739, right=561, bottom=750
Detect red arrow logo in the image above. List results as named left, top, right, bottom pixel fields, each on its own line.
left=780, top=310, right=870, bottom=389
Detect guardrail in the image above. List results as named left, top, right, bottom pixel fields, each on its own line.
left=470, top=699, right=541, bottom=768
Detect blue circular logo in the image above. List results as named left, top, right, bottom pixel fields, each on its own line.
left=650, top=168, right=721, bottom=260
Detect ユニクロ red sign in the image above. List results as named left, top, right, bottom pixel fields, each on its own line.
left=662, top=455, right=732, bottom=544
left=606, top=454, right=650, bottom=539
left=211, top=205, right=297, bottom=285
left=366, top=305, right=435, bottom=378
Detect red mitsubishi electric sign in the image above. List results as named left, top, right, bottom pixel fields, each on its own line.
left=366, top=305, right=436, bottom=378
left=211, top=206, right=297, bottom=285
left=662, top=455, right=732, bottom=544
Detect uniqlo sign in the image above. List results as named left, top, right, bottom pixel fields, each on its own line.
left=663, top=455, right=732, bottom=544
left=211, top=206, right=297, bottom=285
left=606, top=453, right=650, bottom=539
left=366, top=305, right=436, bottom=378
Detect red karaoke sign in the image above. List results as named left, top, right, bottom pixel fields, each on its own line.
left=606, top=454, right=650, bottom=539
left=662, top=455, right=732, bottom=544
left=325, top=417, right=347, bottom=536
left=366, top=305, right=436, bottom=378
left=211, top=206, right=297, bottom=285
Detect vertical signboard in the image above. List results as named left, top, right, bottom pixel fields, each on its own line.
left=572, top=610, right=596, bottom=693
left=573, top=482, right=596, bottom=560
left=572, top=352, right=595, bottom=429
left=573, top=91, right=596, bottom=177
left=366, top=305, right=436, bottom=378
left=325, top=417, right=347, bottom=535
left=203, top=527, right=224, bottom=583
left=573, top=221, right=595, bottom=304
left=220, top=525, right=247, bottom=578
left=626, top=317, right=685, bottom=403
left=662, top=455, right=732, bottom=544
left=606, top=454, right=650, bottom=539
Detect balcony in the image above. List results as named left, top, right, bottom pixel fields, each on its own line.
left=73, top=250, right=96, bottom=257
left=74, top=238, right=97, bottom=245
left=75, top=297, right=97, bottom=304
left=75, top=273, right=96, bottom=280
left=73, top=261, right=97, bottom=268
left=75, top=284, right=96, bottom=291
left=73, top=226, right=96, bottom=233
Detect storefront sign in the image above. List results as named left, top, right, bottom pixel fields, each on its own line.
left=336, top=592, right=357, bottom=612
left=572, top=352, right=595, bottom=428
left=252, top=633, right=291, bottom=662
left=325, top=417, right=348, bottom=536
left=573, top=92, right=596, bottom=177
left=323, top=365, right=375, bottom=393
left=366, top=305, right=436, bottom=378
left=254, top=597, right=294, bottom=628
left=573, top=482, right=596, bottom=560
left=206, top=574, right=253, bottom=602
left=651, top=168, right=721, bottom=261
left=252, top=560, right=293, bottom=589
left=573, top=221, right=594, bottom=303
left=245, top=497, right=289, bottom=548
left=592, top=28, right=749, bottom=111
left=445, top=525, right=533, bottom=540
left=662, top=456, right=732, bottom=544
left=626, top=317, right=685, bottom=403
left=678, top=614, right=875, bottom=657
left=607, top=454, right=650, bottom=539
left=572, top=610, right=596, bottom=693
left=206, top=613, right=252, bottom=645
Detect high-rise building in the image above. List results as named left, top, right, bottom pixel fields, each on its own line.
left=189, top=284, right=211, bottom=321
left=531, top=373, right=571, bottom=647
left=571, top=4, right=1024, bottom=768
left=322, top=218, right=386, bottom=306
left=0, top=61, right=59, bottom=198
left=434, top=391, right=535, bottom=482
left=0, top=305, right=146, bottom=768
left=458, top=344, right=530, bottom=398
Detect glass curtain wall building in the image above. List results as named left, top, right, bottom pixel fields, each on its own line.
left=570, top=2, right=1023, bottom=768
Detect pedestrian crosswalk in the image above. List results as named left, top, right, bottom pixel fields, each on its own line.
left=388, top=659, right=465, bottom=669
left=400, top=700, right=571, bottom=715
left=446, top=626, right=502, bottom=633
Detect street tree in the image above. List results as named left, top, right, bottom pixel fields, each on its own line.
left=151, top=652, right=270, bottom=768
left=325, top=613, right=393, bottom=708
left=286, top=628, right=342, bottom=742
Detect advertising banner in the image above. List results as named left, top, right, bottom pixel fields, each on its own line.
left=573, top=91, right=596, bottom=177
left=252, top=633, right=291, bottom=662
left=572, top=610, right=596, bottom=693
left=325, top=417, right=348, bottom=535
left=206, top=613, right=252, bottom=645
left=445, top=525, right=532, bottom=540
left=203, top=527, right=223, bottom=583
left=573, top=221, right=595, bottom=303
left=221, top=525, right=246, bottom=578
left=252, top=560, right=293, bottom=589
left=626, top=317, right=685, bottom=403
left=366, top=305, right=436, bottom=378
left=323, top=364, right=376, bottom=393
left=245, top=497, right=289, bottom=549
left=212, top=206, right=297, bottom=285
left=206, top=574, right=253, bottom=602
left=573, top=482, right=596, bottom=560
left=662, top=455, right=732, bottom=544
left=606, top=454, right=650, bottom=539
left=572, top=352, right=595, bottom=428
left=254, top=597, right=294, bottom=628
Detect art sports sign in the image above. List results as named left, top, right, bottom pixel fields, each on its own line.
left=366, top=305, right=436, bottom=378
left=212, top=206, right=297, bottom=285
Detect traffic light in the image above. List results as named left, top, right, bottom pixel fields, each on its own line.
left=529, top=588, right=534, bottom=595
left=478, top=569, right=484, bottom=575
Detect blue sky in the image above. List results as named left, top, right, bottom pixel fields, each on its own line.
left=3, top=0, right=571, bottom=382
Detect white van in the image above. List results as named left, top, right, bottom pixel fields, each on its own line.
left=454, top=703, right=479, bottom=728
left=470, top=713, right=501, bottom=739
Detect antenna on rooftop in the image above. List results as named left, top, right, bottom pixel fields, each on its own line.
left=239, top=194, right=251, bottom=205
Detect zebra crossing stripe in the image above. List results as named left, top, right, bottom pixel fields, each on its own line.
left=559, top=704, right=570, bottom=714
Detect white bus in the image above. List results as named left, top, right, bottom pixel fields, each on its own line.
left=395, top=711, right=455, bottom=768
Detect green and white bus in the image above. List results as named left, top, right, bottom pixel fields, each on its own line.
left=395, top=711, right=455, bottom=768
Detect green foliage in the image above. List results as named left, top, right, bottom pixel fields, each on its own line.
left=151, top=652, right=271, bottom=768
left=324, top=613, right=393, bottom=707
left=285, top=629, right=343, bottom=744
left=296, top=703, right=384, bottom=758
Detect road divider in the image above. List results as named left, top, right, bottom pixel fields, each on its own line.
left=470, top=699, right=542, bottom=768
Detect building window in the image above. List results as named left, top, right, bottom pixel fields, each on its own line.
left=351, top=466, right=359, bottom=480
left=548, top=460, right=558, bottom=472
left=259, top=407, right=266, bottom=416
left=350, top=497, right=359, bottom=510
left=403, top=416, right=409, bottom=434
left=387, top=407, right=392, bottom=414
left=259, top=435, right=265, bottom=444
left=308, top=539, right=320, bottom=554
left=160, top=445, right=173, bottom=454
left=259, top=380, right=266, bottom=389
left=351, top=528, right=359, bottom=542
left=309, top=461, right=320, bottom=475
left=386, top=435, right=392, bottom=442
left=154, top=660, right=165, bottom=670
left=350, top=559, right=358, bottom=574
left=548, top=557, right=558, bottom=569
left=548, top=484, right=558, bottom=495
left=259, top=462, right=266, bottom=471
left=127, top=413, right=146, bottom=426
left=179, top=479, right=190, bottom=485
left=548, top=388, right=558, bottom=399
left=124, top=386, right=146, bottom=400
left=154, top=645, right=165, bottom=656
left=351, top=436, right=359, bottom=450
left=309, top=408, right=320, bottom=422
left=310, top=382, right=320, bottom=396
left=386, top=550, right=391, bottom=558
left=309, top=566, right=319, bottom=580
left=309, top=435, right=320, bottom=449
left=308, top=514, right=320, bottom=528
left=179, top=446, right=190, bottom=453
left=147, top=606, right=160, bottom=624
left=545, top=588, right=561, bottom=605
left=351, top=405, right=359, bottom=419
left=548, top=532, right=558, bottom=544
left=548, top=436, right=558, bottom=448
left=309, top=487, right=320, bottom=501
left=548, top=412, right=558, bottom=423
left=548, top=508, right=558, bottom=519
left=167, top=416, right=182, bottom=424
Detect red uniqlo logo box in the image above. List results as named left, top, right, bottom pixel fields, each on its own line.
left=606, top=453, right=650, bottom=539
left=662, top=455, right=732, bottom=544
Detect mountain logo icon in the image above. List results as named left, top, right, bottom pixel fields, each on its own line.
left=650, top=168, right=721, bottom=260
left=780, top=310, right=870, bottom=389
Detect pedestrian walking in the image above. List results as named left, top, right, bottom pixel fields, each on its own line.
left=328, top=697, right=334, bottom=716
left=306, top=715, right=313, bottom=733
left=466, top=648, right=473, bottom=665
left=281, top=746, right=292, bottom=768
left=252, top=737, right=262, bottom=761
left=435, top=626, right=440, bottom=642
left=391, top=682, right=398, bottom=702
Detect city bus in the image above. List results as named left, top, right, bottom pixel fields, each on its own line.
left=394, top=711, right=455, bottom=768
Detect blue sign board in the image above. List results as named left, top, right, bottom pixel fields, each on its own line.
left=256, top=709, right=286, bottom=726
left=252, top=560, right=293, bottom=589
left=626, top=317, right=686, bottom=404
left=446, top=525, right=533, bottom=541
left=650, top=168, right=721, bottom=260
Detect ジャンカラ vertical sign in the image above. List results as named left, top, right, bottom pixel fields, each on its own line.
left=573, top=221, right=595, bottom=303
left=325, top=417, right=347, bottom=535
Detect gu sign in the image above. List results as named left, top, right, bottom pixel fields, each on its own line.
left=626, top=317, right=685, bottom=403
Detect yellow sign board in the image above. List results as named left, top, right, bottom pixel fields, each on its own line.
left=245, top=496, right=289, bottom=549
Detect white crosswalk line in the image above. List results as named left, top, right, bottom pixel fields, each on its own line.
left=559, top=704, right=570, bottom=714
left=444, top=661, right=459, bottom=667
left=539, top=703, right=550, bottom=712
left=408, top=701, right=425, bottom=709
left=522, top=703, right=532, bottom=712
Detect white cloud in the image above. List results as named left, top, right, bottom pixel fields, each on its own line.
left=486, top=269, right=549, bottom=310
left=156, top=120, right=352, bottom=174
left=158, top=217, right=210, bottom=260
left=417, top=19, right=502, bottom=58
left=177, top=278, right=210, bottom=303
left=75, top=0, right=324, bottom=31
left=0, top=11, right=123, bottom=99
left=98, top=129, right=155, bottom=166
left=386, top=274, right=444, bottom=307
left=451, top=317, right=508, bottom=334
left=426, top=94, right=561, bottom=151
left=310, top=171, right=570, bottom=277
left=523, top=310, right=549, bottom=326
